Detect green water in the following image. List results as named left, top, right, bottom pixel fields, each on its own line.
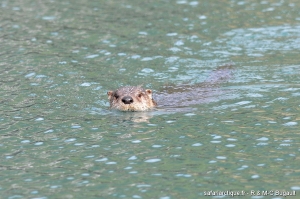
left=1, top=0, right=300, bottom=199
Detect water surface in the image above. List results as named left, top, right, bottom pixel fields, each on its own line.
left=1, top=0, right=300, bottom=198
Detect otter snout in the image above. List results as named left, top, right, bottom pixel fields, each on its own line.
left=122, top=96, right=134, bottom=104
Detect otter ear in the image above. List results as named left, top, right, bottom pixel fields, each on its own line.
left=107, top=91, right=113, bottom=99
left=145, top=89, right=152, bottom=96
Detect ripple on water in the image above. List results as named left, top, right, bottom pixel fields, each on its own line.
left=225, top=144, right=235, bottom=147
left=192, top=143, right=202, bottom=146
left=131, top=140, right=141, bottom=143
left=34, top=142, right=43, bottom=146
left=65, top=138, right=76, bottom=142
left=35, top=117, right=44, bottom=121
left=106, top=162, right=117, bottom=165
left=128, top=156, right=137, bottom=160
left=251, top=174, right=260, bottom=179
left=217, top=25, right=300, bottom=59
left=144, top=159, right=161, bottom=163
left=152, top=145, right=163, bottom=148
left=216, top=156, right=227, bottom=160
left=283, top=121, right=298, bottom=126
left=95, top=157, right=108, bottom=162
left=176, top=174, right=192, bottom=177
left=71, top=125, right=81, bottom=129
left=256, top=137, right=269, bottom=141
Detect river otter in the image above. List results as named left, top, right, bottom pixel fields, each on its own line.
left=107, top=65, right=233, bottom=111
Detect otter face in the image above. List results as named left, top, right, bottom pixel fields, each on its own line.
left=107, top=86, right=157, bottom=111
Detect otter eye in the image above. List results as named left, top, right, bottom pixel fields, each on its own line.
left=138, top=93, right=142, bottom=98
left=114, top=94, right=119, bottom=99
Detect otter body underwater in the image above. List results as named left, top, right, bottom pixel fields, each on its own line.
left=107, top=65, right=233, bottom=111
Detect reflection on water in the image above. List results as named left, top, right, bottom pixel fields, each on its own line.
left=1, top=0, right=300, bottom=198
left=217, top=25, right=300, bottom=57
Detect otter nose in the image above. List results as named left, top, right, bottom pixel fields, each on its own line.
left=122, top=96, right=134, bottom=104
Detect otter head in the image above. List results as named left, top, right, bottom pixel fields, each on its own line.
left=107, top=86, right=157, bottom=111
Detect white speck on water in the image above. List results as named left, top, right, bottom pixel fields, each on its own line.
left=152, top=145, right=163, bottom=148
left=141, top=68, right=154, bottom=73
left=189, top=1, right=198, bottom=6
left=257, top=137, right=269, bottom=141
left=262, top=7, right=275, bottom=12
left=141, top=57, right=153, bottom=61
left=80, top=82, right=91, bottom=86
left=144, top=159, right=161, bottom=163
left=106, top=162, right=117, bottom=165
left=35, top=75, right=47, bottom=78
left=42, top=16, right=56, bottom=20
left=213, top=135, right=222, bottom=139
left=166, top=120, right=175, bottom=123
left=198, top=15, right=207, bottom=19
left=65, top=138, right=76, bottom=142
left=192, top=143, right=202, bottom=146
left=251, top=174, right=260, bottom=179
left=166, top=32, right=178, bottom=36
left=225, top=144, right=235, bottom=147
left=176, top=0, right=187, bottom=4
left=138, top=31, right=148, bottom=35
left=85, top=54, right=99, bottom=59
left=71, top=125, right=81, bottom=129
left=256, top=142, right=268, bottom=146
left=131, top=55, right=141, bottom=59
left=74, top=143, right=85, bottom=146
left=165, top=56, right=179, bottom=63
left=12, top=7, right=20, bottom=11
left=44, top=129, right=54, bottom=133
left=50, top=185, right=61, bottom=189
left=128, top=156, right=137, bottom=160
left=283, top=122, right=297, bottom=126
left=95, top=158, right=108, bottom=162
left=279, top=143, right=291, bottom=146
left=211, top=141, right=221, bottom=143
left=132, top=195, right=142, bottom=199
left=131, top=140, right=141, bottom=144
left=25, top=73, right=36, bottom=78
left=169, top=47, right=181, bottom=52
left=176, top=173, right=192, bottom=177
left=174, top=40, right=184, bottom=46
left=184, top=113, right=196, bottom=116
left=235, top=101, right=252, bottom=105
